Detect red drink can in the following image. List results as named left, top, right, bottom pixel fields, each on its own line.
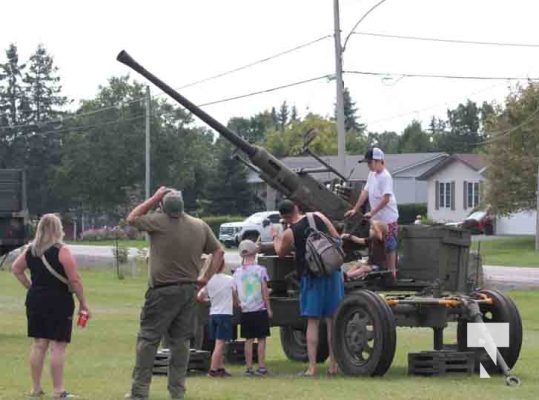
left=77, top=311, right=89, bottom=328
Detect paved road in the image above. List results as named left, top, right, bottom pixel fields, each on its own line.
left=4, top=245, right=538, bottom=289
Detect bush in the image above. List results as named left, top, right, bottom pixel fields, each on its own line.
left=397, top=203, right=427, bottom=225
left=202, top=215, right=245, bottom=236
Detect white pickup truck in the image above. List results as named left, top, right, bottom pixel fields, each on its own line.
left=219, top=211, right=282, bottom=247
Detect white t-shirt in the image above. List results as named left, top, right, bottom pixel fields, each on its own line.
left=233, top=264, right=269, bottom=313
left=205, top=273, right=234, bottom=315
left=364, top=169, right=399, bottom=224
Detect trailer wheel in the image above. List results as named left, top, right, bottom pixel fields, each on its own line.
left=279, top=324, right=329, bottom=363
left=333, top=290, right=396, bottom=376
left=457, top=289, right=523, bottom=373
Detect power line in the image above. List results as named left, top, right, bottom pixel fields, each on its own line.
left=476, top=106, right=539, bottom=146
left=369, top=82, right=506, bottom=124
left=175, top=35, right=332, bottom=90
left=0, top=97, right=144, bottom=131
left=198, top=74, right=332, bottom=107
left=352, top=31, right=539, bottom=48
left=345, top=70, right=539, bottom=81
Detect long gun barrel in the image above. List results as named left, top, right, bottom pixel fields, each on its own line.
left=117, top=51, right=353, bottom=221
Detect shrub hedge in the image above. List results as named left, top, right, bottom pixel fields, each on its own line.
left=397, top=203, right=427, bottom=225
left=202, top=215, right=245, bottom=236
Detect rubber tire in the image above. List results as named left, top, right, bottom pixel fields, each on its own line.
left=279, top=324, right=329, bottom=363
left=457, top=289, right=523, bottom=373
left=332, top=290, right=396, bottom=376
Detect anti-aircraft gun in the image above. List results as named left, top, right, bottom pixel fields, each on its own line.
left=118, top=51, right=522, bottom=384
left=115, top=51, right=365, bottom=237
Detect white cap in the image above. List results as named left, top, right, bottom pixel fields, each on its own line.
left=238, top=240, right=258, bottom=257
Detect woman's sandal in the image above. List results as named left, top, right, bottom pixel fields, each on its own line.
left=28, top=390, right=45, bottom=398
left=297, top=370, right=316, bottom=377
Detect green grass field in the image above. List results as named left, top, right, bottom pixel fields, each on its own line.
left=0, top=270, right=538, bottom=400
left=472, top=236, right=538, bottom=267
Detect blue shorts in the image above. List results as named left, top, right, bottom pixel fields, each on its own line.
left=385, top=232, right=398, bottom=252
left=209, top=314, right=233, bottom=341
left=300, top=270, right=344, bottom=318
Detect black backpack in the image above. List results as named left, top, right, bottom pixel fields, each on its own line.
left=304, top=213, right=344, bottom=276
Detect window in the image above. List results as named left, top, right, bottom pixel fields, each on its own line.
left=438, top=182, right=452, bottom=208
left=467, top=182, right=480, bottom=208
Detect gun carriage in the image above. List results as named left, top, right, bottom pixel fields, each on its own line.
left=117, top=51, right=522, bottom=383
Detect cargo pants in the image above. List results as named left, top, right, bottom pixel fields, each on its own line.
left=129, top=284, right=196, bottom=400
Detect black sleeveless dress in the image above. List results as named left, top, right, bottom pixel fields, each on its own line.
left=25, top=245, right=75, bottom=342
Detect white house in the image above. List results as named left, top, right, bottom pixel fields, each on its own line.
left=418, top=154, right=486, bottom=223
left=418, top=154, right=537, bottom=234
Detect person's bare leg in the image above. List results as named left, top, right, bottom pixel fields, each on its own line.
left=244, top=338, right=254, bottom=370
left=325, top=317, right=338, bottom=374
left=256, top=338, right=266, bottom=369
left=305, top=318, right=320, bottom=375
left=210, top=340, right=225, bottom=371
left=386, top=251, right=397, bottom=278
left=50, top=340, right=68, bottom=396
left=30, top=338, right=49, bottom=394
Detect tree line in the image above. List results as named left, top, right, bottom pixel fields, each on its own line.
left=1, top=44, right=536, bottom=222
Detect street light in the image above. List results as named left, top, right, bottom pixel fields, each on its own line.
left=333, top=0, right=389, bottom=176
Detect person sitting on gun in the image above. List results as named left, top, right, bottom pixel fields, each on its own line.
left=341, top=220, right=388, bottom=280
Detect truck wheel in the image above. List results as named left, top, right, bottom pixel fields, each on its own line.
left=333, top=290, right=396, bottom=376
left=279, top=324, right=329, bottom=363
left=457, top=289, right=522, bottom=373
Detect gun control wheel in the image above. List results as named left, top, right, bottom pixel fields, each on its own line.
left=332, top=290, right=396, bottom=376
left=457, top=289, right=523, bottom=373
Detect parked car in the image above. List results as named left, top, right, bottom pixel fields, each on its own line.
left=447, top=210, right=494, bottom=235
left=219, top=211, right=282, bottom=247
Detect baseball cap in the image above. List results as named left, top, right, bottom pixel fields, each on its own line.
left=238, top=240, right=258, bottom=257
left=162, top=190, right=184, bottom=217
left=358, top=147, right=384, bottom=163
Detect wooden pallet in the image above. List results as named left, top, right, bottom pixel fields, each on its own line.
left=153, top=349, right=211, bottom=375
left=408, top=350, right=475, bottom=376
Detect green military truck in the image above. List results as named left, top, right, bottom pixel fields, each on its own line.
left=0, top=169, right=29, bottom=257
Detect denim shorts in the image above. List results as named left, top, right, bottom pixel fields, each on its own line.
left=385, top=232, right=398, bottom=252
left=209, top=314, right=233, bottom=341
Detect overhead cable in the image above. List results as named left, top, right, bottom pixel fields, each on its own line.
left=352, top=31, right=539, bottom=48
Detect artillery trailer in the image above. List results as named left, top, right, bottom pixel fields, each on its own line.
left=117, top=51, right=522, bottom=382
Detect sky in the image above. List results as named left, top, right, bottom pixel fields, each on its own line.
left=2, top=0, right=539, bottom=135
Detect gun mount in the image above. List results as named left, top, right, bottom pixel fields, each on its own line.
left=117, top=51, right=359, bottom=227
left=118, top=52, right=522, bottom=382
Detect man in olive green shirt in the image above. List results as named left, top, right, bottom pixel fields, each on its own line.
left=125, top=186, right=223, bottom=400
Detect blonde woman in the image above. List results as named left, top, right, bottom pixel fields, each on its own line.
left=12, top=213, right=90, bottom=399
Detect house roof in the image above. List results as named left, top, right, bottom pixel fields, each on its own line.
left=247, top=152, right=448, bottom=183
left=417, top=153, right=487, bottom=180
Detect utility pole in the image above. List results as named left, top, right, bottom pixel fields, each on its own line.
left=536, top=162, right=539, bottom=250
left=145, top=86, right=151, bottom=200
left=333, top=0, right=347, bottom=177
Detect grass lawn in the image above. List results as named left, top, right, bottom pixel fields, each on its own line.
left=472, top=236, right=538, bottom=267
left=0, top=270, right=538, bottom=400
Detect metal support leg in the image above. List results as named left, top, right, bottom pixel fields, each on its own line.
left=433, top=327, right=444, bottom=350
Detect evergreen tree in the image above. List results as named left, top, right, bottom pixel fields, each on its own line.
left=342, top=87, right=365, bottom=133
left=22, top=45, right=69, bottom=214
left=205, top=139, right=256, bottom=215
left=290, top=105, right=298, bottom=122
left=0, top=44, right=28, bottom=167
left=277, top=101, right=289, bottom=130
